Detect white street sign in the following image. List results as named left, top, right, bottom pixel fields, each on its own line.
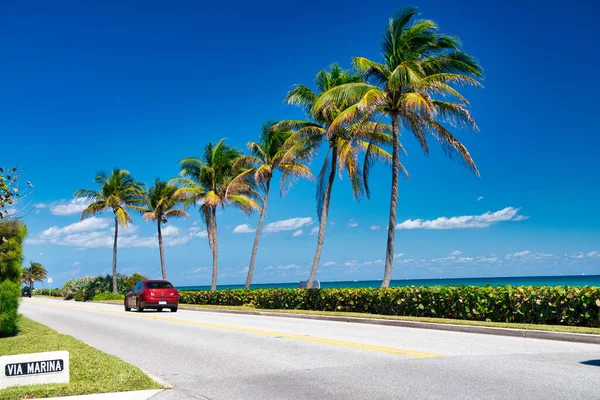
left=47, top=278, right=53, bottom=284
left=0, top=351, right=69, bottom=389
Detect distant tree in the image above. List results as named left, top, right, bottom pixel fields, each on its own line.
left=0, top=167, right=34, bottom=220
left=136, top=179, right=188, bottom=279
left=75, top=169, right=145, bottom=293
left=20, top=261, right=47, bottom=289
left=171, top=139, right=260, bottom=291
left=282, top=64, right=393, bottom=288
left=315, top=8, right=482, bottom=286
left=236, top=121, right=314, bottom=289
left=125, top=273, right=148, bottom=291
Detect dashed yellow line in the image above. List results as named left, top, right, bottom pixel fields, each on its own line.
left=28, top=299, right=443, bottom=359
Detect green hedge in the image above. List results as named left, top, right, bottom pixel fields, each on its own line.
left=32, top=288, right=62, bottom=297
left=93, top=293, right=125, bottom=301
left=0, top=221, right=27, bottom=337
left=179, top=286, right=600, bottom=327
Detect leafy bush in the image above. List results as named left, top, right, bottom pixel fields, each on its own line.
left=93, top=293, right=125, bottom=301
left=62, top=273, right=147, bottom=301
left=74, top=290, right=85, bottom=302
left=31, top=288, right=62, bottom=297
left=0, top=280, right=21, bottom=336
left=179, top=286, right=600, bottom=327
left=0, top=220, right=27, bottom=337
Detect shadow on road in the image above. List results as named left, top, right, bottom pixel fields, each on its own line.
left=580, top=360, right=600, bottom=367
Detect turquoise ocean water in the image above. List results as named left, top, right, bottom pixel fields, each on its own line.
left=178, top=275, right=600, bottom=291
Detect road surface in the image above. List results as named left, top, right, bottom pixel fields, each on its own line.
left=19, top=297, right=600, bottom=399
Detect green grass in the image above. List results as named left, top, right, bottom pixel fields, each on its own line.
left=0, top=317, right=162, bottom=399
left=177, top=303, right=600, bottom=335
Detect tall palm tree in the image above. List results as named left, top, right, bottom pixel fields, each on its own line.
left=137, top=179, right=188, bottom=280
left=236, top=121, right=315, bottom=289
left=20, top=261, right=47, bottom=289
left=171, top=139, right=260, bottom=291
left=75, top=169, right=145, bottom=293
left=314, top=8, right=483, bottom=287
left=282, top=63, right=394, bottom=289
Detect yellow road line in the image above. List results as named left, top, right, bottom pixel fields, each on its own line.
left=28, top=299, right=443, bottom=358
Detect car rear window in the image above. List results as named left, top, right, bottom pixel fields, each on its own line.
left=145, top=282, right=174, bottom=289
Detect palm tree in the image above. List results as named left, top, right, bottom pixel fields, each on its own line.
left=137, top=179, right=188, bottom=280
left=314, top=8, right=483, bottom=287
left=75, top=169, right=145, bottom=293
left=236, top=121, right=314, bottom=289
left=171, top=139, right=260, bottom=291
left=20, top=261, right=47, bottom=289
left=282, top=63, right=393, bottom=289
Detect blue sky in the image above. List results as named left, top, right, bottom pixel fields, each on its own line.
left=2, top=0, right=599, bottom=287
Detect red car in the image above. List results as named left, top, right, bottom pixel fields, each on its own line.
left=124, top=280, right=179, bottom=312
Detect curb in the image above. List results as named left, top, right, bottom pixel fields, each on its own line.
left=36, top=389, right=163, bottom=399
left=175, top=305, right=600, bottom=345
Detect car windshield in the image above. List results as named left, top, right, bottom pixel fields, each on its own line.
left=145, top=282, right=173, bottom=289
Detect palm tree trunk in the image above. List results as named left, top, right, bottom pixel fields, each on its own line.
left=157, top=220, right=167, bottom=279
left=112, top=215, right=119, bottom=293
left=382, top=112, right=400, bottom=288
left=245, top=179, right=270, bottom=289
left=306, top=148, right=337, bottom=288
left=210, top=207, right=218, bottom=291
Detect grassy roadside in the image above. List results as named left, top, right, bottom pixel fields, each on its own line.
left=0, top=317, right=162, bottom=399
left=177, top=303, right=600, bottom=335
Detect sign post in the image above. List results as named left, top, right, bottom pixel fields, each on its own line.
left=0, top=351, right=69, bottom=389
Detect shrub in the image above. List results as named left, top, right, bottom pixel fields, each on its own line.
left=31, top=288, right=62, bottom=297
left=0, top=280, right=21, bottom=336
left=0, top=220, right=27, bottom=337
left=178, top=286, right=600, bottom=327
left=93, top=292, right=125, bottom=301
left=74, top=290, right=85, bottom=302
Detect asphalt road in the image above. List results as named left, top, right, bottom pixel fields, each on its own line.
left=19, top=298, right=600, bottom=400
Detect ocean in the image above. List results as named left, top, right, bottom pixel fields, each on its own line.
left=178, top=274, right=600, bottom=291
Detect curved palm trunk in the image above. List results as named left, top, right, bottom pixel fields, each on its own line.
left=245, top=179, right=270, bottom=289
left=112, top=216, right=119, bottom=293
left=306, top=148, right=337, bottom=289
left=210, top=207, right=218, bottom=291
left=157, top=220, right=167, bottom=279
left=382, top=113, right=400, bottom=288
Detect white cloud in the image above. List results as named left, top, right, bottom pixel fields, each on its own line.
left=309, top=227, right=319, bottom=235
left=476, top=196, right=484, bottom=202
left=189, top=227, right=209, bottom=238
left=347, top=219, right=358, bottom=228
left=507, top=250, right=531, bottom=258
left=396, top=207, right=526, bottom=230
left=161, top=225, right=180, bottom=237
left=394, top=253, right=404, bottom=258
left=40, top=217, right=110, bottom=238
left=264, top=217, right=312, bottom=233
left=278, top=264, right=301, bottom=270
left=72, top=261, right=80, bottom=267
left=449, top=250, right=462, bottom=256
left=343, top=260, right=359, bottom=267
left=292, top=229, right=303, bottom=237
left=369, top=225, right=381, bottom=231
left=587, top=251, right=599, bottom=257
left=27, top=218, right=191, bottom=249
left=233, top=224, right=255, bottom=234
left=50, top=198, right=92, bottom=216
left=35, top=203, right=48, bottom=209
left=322, top=261, right=337, bottom=266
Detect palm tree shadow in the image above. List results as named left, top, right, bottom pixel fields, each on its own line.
left=580, top=360, right=600, bottom=367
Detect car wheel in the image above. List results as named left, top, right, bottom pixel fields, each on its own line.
left=157, top=307, right=163, bottom=312
left=171, top=307, right=178, bottom=313
left=124, top=299, right=131, bottom=312
left=136, top=299, right=144, bottom=312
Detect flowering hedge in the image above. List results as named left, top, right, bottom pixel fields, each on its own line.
left=179, top=286, right=600, bottom=327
